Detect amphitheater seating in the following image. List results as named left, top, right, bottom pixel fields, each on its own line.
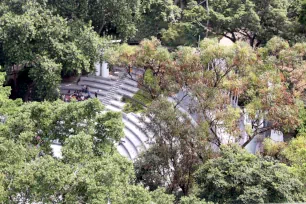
left=60, top=70, right=150, bottom=160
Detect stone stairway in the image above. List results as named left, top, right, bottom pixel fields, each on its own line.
left=100, top=77, right=124, bottom=105
left=60, top=70, right=151, bottom=160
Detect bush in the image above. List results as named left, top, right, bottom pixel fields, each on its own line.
left=123, top=90, right=152, bottom=113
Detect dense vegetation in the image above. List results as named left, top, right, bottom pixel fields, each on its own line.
left=0, top=0, right=305, bottom=203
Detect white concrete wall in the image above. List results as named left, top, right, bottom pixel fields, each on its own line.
left=270, top=130, right=284, bottom=142
left=101, top=61, right=109, bottom=78
left=95, top=62, right=101, bottom=76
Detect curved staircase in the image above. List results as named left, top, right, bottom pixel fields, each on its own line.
left=60, top=70, right=150, bottom=160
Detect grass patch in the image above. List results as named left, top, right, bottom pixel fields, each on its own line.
left=122, top=90, right=152, bottom=113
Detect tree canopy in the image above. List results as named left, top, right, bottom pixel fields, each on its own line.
left=195, top=145, right=305, bottom=203
left=0, top=0, right=103, bottom=100
left=0, top=0, right=306, bottom=202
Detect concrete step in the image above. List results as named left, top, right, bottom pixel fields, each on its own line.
left=80, top=76, right=114, bottom=86
left=87, top=74, right=119, bottom=81
left=123, top=78, right=138, bottom=87
left=117, top=144, right=131, bottom=160
left=120, top=84, right=139, bottom=93
left=123, top=128, right=146, bottom=152
left=116, top=89, right=134, bottom=98
left=112, top=95, right=123, bottom=101
left=60, top=83, right=82, bottom=91
left=105, top=104, right=122, bottom=112
left=78, top=81, right=111, bottom=92
left=123, top=118, right=149, bottom=149
left=119, top=137, right=138, bottom=160
left=126, top=113, right=154, bottom=140
left=99, top=99, right=110, bottom=105
left=110, top=100, right=125, bottom=109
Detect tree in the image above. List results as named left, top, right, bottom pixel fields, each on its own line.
left=88, top=0, right=140, bottom=39
left=162, top=1, right=207, bottom=46
left=168, top=0, right=296, bottom=47
left=0, top=72, right=22, bottom=115
left=282, top=134, right=306, bottom=185
left=300, top=0, right=306, bottom=26
left=166, top=37, right=305, bottom=148
left=180, top=195, right=212, bottom=204
left=0, top=1, right=103, bottom=100
left=105, top=38, right=173, bottom=99
left=134, top=98, right=212, bottom=196
left=48, top=0, right=141, bottom=40
left=195, top=145, right=305, bottom=203
left=150, top=188, right=175, bottom=204
left=47, top=0, right=89, bottom=19
left=132, top=0, right=181, bottom=42
left=0, top=95, right=176, bottom=202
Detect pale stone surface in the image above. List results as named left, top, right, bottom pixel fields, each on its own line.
left=102, top=61, right=109, bottom=78
left=95, top=62, right=101, bottom=76
left=219, top=37, right=234, bottom=46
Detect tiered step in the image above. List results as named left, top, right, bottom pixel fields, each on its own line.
left=78, top=80, right=112, bottom=92
left=118, top=113, right=151, bottom=160
left=123, top=128, right=145, bottom=152
left=119, top=136, right=138, bottom=160
left=100, top=78, right=125, bottom=106
left=122, top=118, right=149, bottom=149
left=126, top=113, right=154, bottom=143
left=104, top=104, right=121, bottom=112
left=60, top=73, right=153, bottom=160
left=116, top=89, right=135, bottom=98
left=117, top=144, right=131, bottom=159
left=110, top=100, right=125, bottom=109
left=120, top=84, right=138, bottom=93
left=60, top=83, right=82, bottom=92
left=123, top=78, right=138, bottom=87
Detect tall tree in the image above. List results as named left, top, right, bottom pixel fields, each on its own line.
left=105, top=38, right=173, bottom=99
left=0, top=94, right=176, bottom=203
left=166, top=38, right=305, bottom=148
left=87, top=0, right=140, bottom=39
left=195, top=145, right=305, bottom=203
left=165, top=0, right=298, bottom=47
left=132, top=0, right=181, bottom=42
left=135, top=98, right=212, bottom=196
left=0, top=0, right=103, bottom=100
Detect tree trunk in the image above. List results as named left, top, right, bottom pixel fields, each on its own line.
left=206, top=0, right=209, bottom=38
left=98, top=22, right=106, bottom=35
left=250, top=34, right=257, bottom=48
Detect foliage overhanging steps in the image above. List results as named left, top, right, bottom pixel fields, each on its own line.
left=60, top=70, right=151, bottom=160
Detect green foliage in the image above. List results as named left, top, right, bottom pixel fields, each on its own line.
left=299, top=0, right=306, bottom=26
left=162, top=22, right=202, bottom=46
left=0, top=72, right=22, bottom=115
left=161, top=1, right=207, bottom=46
left=48, top=0, right=140, bottom=40
left=298, top=106, right=306, bottom=134
left=195, top=145, right=305, bottom=203
left=143, top=69, right=161, bottom=98
left=150, top=188, right=175, bottom=204
left=282, top=135, right=306, bottom=184
left=123, top=90, right=153, bottom=113
left=262, top=138, right=286, bottom=158
left=162, top=0, right=301, bottom=47
left=0, top=98, right=125, bottom=153
left=29, top=56, right=62, bottom=101
left=0, top=1, right=103, bottom=101
left=106, top=38, right=172, bottom=99
left=132, top=0, right=181, bottom=42
left=135, top=98, right=212, bottom=196
left=0, top=91, right=175, bottom=202
left=180, top=195, right=212, bottom=204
